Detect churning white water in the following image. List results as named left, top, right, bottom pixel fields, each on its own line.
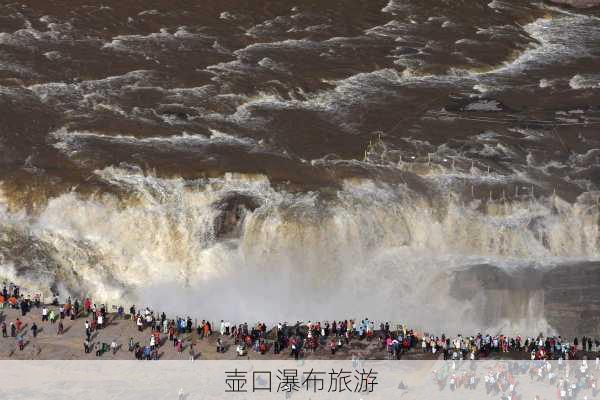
left=0, top=165, right=598, bottom=334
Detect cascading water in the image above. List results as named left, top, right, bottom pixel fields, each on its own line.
left=1, top=163, right=598, bottom=334
left=1, top=0, right=600, bottom=335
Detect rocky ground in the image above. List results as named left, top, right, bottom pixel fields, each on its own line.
left=1, top=306, right=599, bottom=361
left=0, top=306, right=437, bottom=360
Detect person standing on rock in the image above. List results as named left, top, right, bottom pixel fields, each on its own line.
left=73, top=299, right=80, bottom=317
left=16, top=334, right=24, bottom=351
left=20, top=299, right=27, bottom=316
left=189, top=343, right=195, bottom=361
left=85, top=320, right=91, bottom=340
left=83, top=298, right=91, bottom=316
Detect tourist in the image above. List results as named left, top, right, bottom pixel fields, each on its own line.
left=236, top=343, right=246, bottom=357
left=189, top=343, right=195, bottom=361
left=84, top=298, right=91, bottom=316
left=16, top=334, right=24, bottom=351
left=128, top=337, right=135, bottom=351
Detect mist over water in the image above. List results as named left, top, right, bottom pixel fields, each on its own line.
left=0, top=0, right=600, bottom=334
left=1, top=166, right=598, bottom=334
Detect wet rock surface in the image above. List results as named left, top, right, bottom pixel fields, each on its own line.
left=451, top=262, right=600, bottom=337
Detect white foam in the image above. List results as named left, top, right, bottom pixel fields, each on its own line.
left=484, top=15, right=600, bottom=76
left=0, top=167, right=598, bottom=331
left=464, top=100, right=502, bottom=111
left=102, top=30, right=215, bottom=56
left=50, top=127, right=256, bottom=152
left=569, top=74, right=600, bottom=89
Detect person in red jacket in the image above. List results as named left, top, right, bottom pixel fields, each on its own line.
left=84, top=298, right=92, bottom=315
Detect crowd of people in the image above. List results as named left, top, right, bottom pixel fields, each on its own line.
left=431, top=357, right=600, bottom=399
left=1, top=283, right=600, bottom=364
left=6, top=284, right=600, bottom=399
left=416, top=332, right=594, bottom=361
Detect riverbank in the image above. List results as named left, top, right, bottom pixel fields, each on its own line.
left=0, top=307, right=598, bottom=361
left=0, top=306, right=432, bottom=360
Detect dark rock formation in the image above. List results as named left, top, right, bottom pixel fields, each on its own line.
left=450, top=262, right=600, bottom=337
left=542, top=263, right=600, bottom=338
left=211, top=193, right=262, bottom=239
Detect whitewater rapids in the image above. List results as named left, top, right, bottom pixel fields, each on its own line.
left=1, top=0, right=600, bottom=334
left=1, top=165, right=598, bottom=334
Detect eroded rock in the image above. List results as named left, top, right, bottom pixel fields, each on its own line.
left=450, top=262, right=600, bottom=336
